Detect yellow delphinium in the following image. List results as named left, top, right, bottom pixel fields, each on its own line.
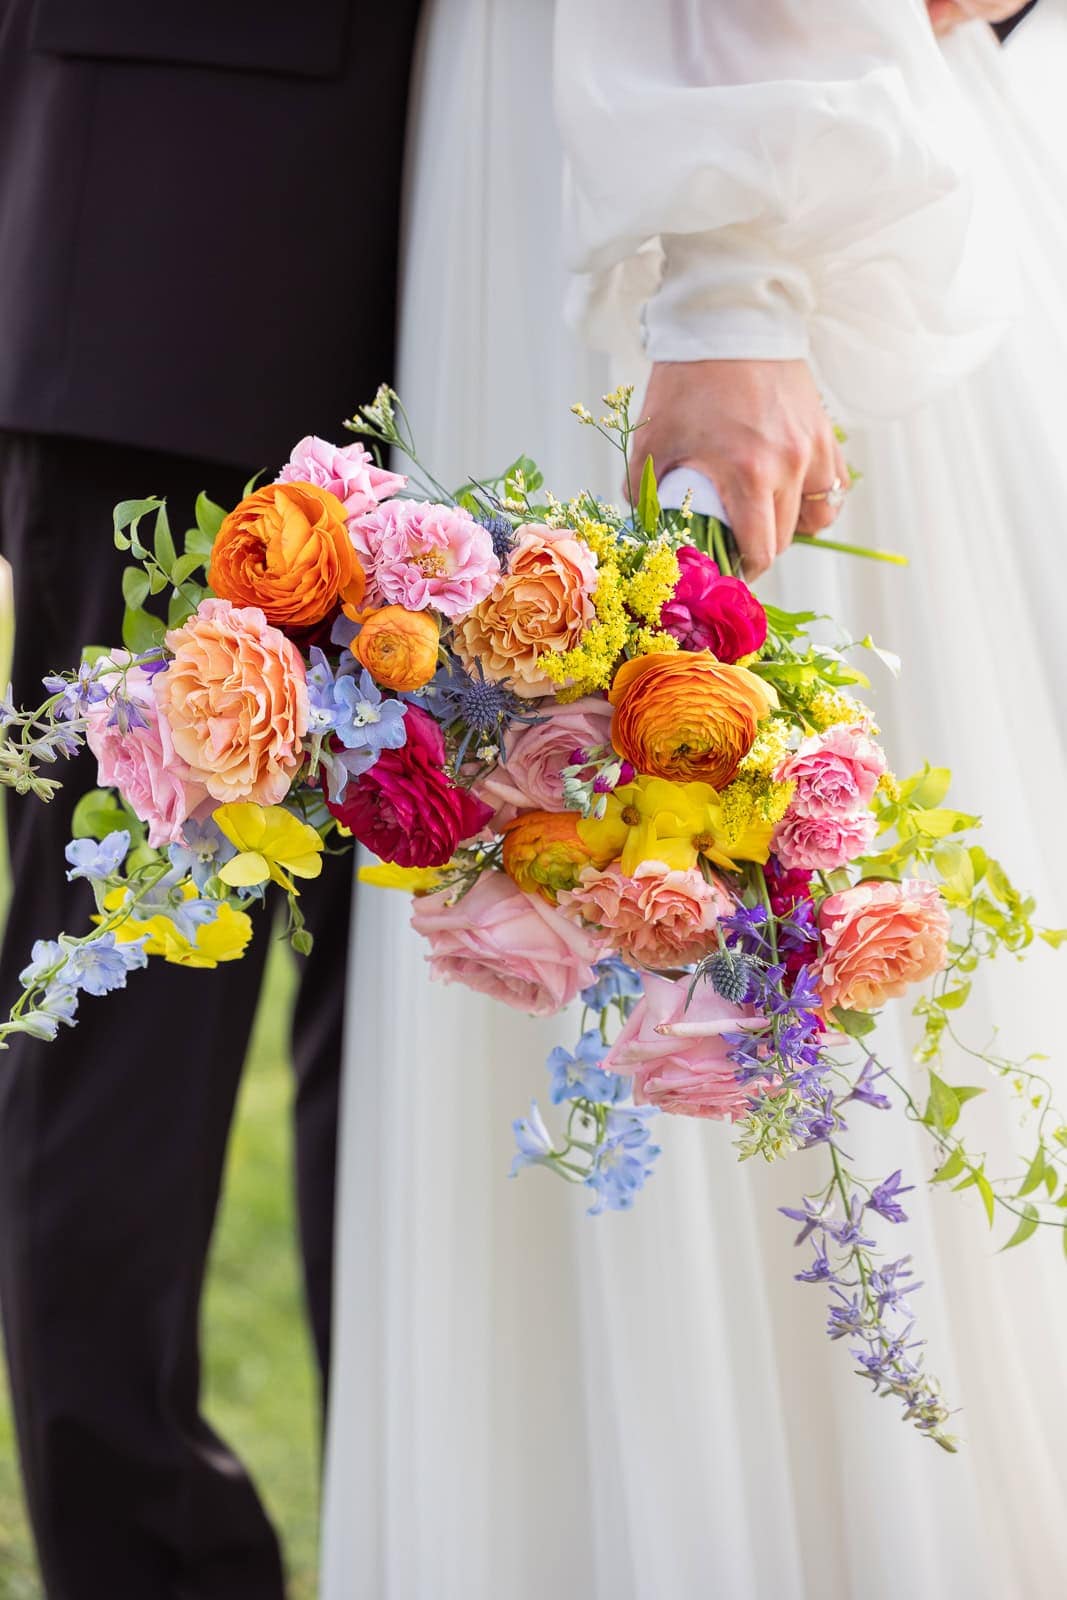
left=214, top=803, right=325, bottom=894
left=103, top=885, right=253, bottom=968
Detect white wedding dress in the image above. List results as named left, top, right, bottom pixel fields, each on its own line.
left=322, top=6, right=1067, bottom=1597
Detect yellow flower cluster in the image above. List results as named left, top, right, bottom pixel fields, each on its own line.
left=807, top=689, right=862, bottom=731
left=719, top=774, right=795, bottom=848
left=738, top=716, right=793, bottom=779
left=876, top=770, right=902, bottom=803
left=624, top=541, right=680, bottom=623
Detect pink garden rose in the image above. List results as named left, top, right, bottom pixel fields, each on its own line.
left=603, top=971, right=758, bottom=1119
left=351, top=500, right=500, bottom=618
left=276, top=436, right=405, bottom=521
left=86, top=663, right=209, bottom=848
left=559, top=860, right=731, bottom=971
left=772, top=809, right=877, bottom=873
left=816, top=877, right=952, bottom=1013
left=779, top=725, right=887, bottom=819
left=411, top=869, right=602, bottom=1016
left=474, top=697, right=615, bottom=828
left=328, top=704, right=493, bottom=867
left=156, top=600, right=308, bottom=807
left=660, top=545, right=767, bottom=662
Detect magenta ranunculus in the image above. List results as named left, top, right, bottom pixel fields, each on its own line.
left=772, top=808, right=877, bottom=872
left=411, top=870, right=603, bottom=1016
left=327, top=704, right=492, bottom=867
left=660, top=545, right=767, bottom=661
left=779, top=724, right=887, bottom=819
left=86, top=663, right=209, bottom=848
left=351, top=500, right=501, bottom=618
left=602, top=971, right=760, bottom=1119
left=276, top=435, right=405, bottom=521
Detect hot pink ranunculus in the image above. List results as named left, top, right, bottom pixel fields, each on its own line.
left=411, top=869, right=602, bottom=1016
left=779, top=724, right=887, bottom=819
left=351, top=499, right=500, bottom=618
left=660, top=545, right=767, bottom=662
left=86, top=663, right=209, bottom=848
left=772, top=808, right=877, bottom=872
left=603, top=971, right=758, bottom=1119
left=559, top=860, right=731, bottom=970
left=474, top=697, right=615, bottom=829
left=816, top=878, right=952, bottom=1013
left=276, top=435, right=405, bottom=521
left=328, top=704, right=492, bottom=868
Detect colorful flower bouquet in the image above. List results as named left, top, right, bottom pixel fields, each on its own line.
left=1, top=385, right=1062, bottom=1450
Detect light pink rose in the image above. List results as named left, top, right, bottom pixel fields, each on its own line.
left=816, top=877, right=952, bottom=1013
left=276, top=435, right=405, bottom=521
left=772, top=809, right=877, bottom=872
left=474, top=697, right=615, bottom=828
left=603, top=972, right=758, bottom=1120
left=351, top=500, right=500, bottom=618
left=559, top=861, right=731, bottom=971
left=411, top=870, right=602, bottom=1016
left=779, top=725, right=886, bottom=819
left=86, top=663, right=209, bottom=848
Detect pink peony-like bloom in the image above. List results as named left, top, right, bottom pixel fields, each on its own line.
left=603, top=971, right=758, bottom=1119
left=559, top=860, right=731, bottom=971
left=276, top=435, right=405, bottom=521
left=328, top=704, right=493, bottom=867
left=350, top=500, right=500, bottom=619
left=473, top=697, right=615, bottom=829
left=156, top=599, right=309, bottom=806
left=816, top=878, right=951, bottom=1013
left=411, top=869, right=603, bottom=1016
left=660, top=545, right=767, bottom=662
left=772, top=809, right=877, bottom=873
left=779, top=724, right=887, bottom=819
left=85, top=663, right=210, bottom=848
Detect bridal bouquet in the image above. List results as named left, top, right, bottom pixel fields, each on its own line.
left=1, top=386, right=1062, bottom=1451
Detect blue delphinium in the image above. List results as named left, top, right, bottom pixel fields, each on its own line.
left=546, top=1030, right=626, bottom=1106
left=307, top=650, right=408, bottom=802
left=868, top=1170, right=914, bottom=1225
left=509, top=1102, right=557, bottom=1176
left=43, top=662, right=109, bottom=722
left=64, top=830, right=130, bottom=883
left=167, top=817, right=238, bottom=893
left=586, top=1108, right=661, bottom=1215
left=580, top=956, right=643, bottom=1014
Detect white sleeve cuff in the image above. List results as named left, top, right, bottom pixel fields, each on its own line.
left=642, top=230, right=814, bottom=363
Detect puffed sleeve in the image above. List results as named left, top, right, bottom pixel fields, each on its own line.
left=554, top=0, right=1016, bottom=420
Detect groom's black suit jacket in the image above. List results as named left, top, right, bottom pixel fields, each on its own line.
left=0, top=0, right=414, bottom=469
left=0, top=4, right=419, bottom=1597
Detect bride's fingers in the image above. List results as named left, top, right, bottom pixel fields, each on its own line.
left=722, top=478, right=778, bottom=580
left=796, top=439, right=844, bottom=535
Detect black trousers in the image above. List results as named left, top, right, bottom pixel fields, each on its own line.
left=0, top=434, right=351, bottom=1600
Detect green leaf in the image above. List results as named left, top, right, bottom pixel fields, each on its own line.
left=831, top=1006, right=876, bottom=1040
left=1040, top=927, right=1067, bottom=950
left=953, top=1085, right=985, bottom=1107
left=1017, top=1146, right=1048, bottom=1198
left=167, top=589, right=198, bottom=629
left=80, top=645, right=111, bottom=666
left=938, top=981, right=972, bottom=1011
left=858, top=634, right=902, bottom=678
left=637, top=454, right=661, bottom=535
left=913, top=807, right=979, bottom=839
left=121, top=567, right=150, bottom=611
left=1001, top=1203, right=1039, bottom=1251
left=122, top=607, right=166, bottom=655
left=194, top=491, right=227, bottom=542
left=923, top=1071, right=961, bottom=1132
left=170, top=552, right=205, bottom=588
left=908, top=766, right=952, bottom=809
left=71, top=788, right=129, bottom=841
left=933, top=841, right=975, bottom=898
left=153, top=504, right=177, bottom=575
left=932, top=1147, right=966, bottom=1183
left=147, top=567, right=169, bottom=595
left=976, top=1169, right=995, bottom=1227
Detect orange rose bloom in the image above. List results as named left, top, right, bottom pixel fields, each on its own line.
left=453, top=524, right=597, bottom=698
left=352, top=605, right=440, bottom=692
left=502, top=810, right=606, bottom=903
left=609, top=651, right=774, bottom=789
left=209, top=481, right=365, bottom=630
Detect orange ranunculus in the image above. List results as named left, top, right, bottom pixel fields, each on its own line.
left=352, top=605, right=440, bottom=691
left=609, top=651, right=775, bottom=790
left=502, top=809, right=606, bottom=903
left=209, top=481, right=365, bottom=630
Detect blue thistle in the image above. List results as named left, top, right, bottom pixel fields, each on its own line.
left=477, top=511, right=517, bottom=569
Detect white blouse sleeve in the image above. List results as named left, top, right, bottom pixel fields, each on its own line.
left=554, top=0, right=1015, bottom=420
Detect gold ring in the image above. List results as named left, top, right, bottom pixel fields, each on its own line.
left=802, top=476, right=847, bottom=511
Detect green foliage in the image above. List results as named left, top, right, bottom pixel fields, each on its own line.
left=114, top=490, right=222, bottom=656
left=636, top=455, right=661, bottom=536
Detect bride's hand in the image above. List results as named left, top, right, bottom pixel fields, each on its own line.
left=926, top=1, right=1031, bottom=37
left=627, top=359, right=848, bottom=580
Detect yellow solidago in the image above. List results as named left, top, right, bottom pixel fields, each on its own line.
left=719, top=774, right=795, bottom=848
left=540, top=546, right=630, bottom=695
left=103, top=884, right=252, bottom=969
left=624, top=542, right=680, bottom=623
left=807, top=689, right=862, bottom=732
left=738, top=716, right=793, bottom=780
left=877, top=770, right=902, bottom=803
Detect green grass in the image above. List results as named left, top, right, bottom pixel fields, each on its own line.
left=0, top=940, right=320, bottom=1598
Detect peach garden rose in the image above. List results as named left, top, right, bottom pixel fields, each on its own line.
left=816, top=877, right=952, bottom=1013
